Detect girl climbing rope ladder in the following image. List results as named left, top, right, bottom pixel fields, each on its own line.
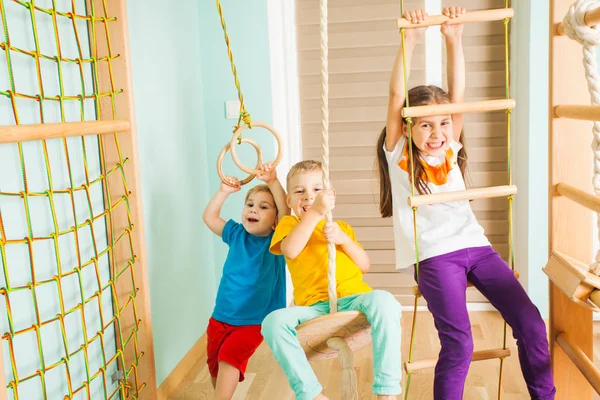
left=377, top=6, right=557, bottom=400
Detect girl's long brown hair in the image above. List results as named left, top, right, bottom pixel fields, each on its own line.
left=377, top=85, right=468, bottom=218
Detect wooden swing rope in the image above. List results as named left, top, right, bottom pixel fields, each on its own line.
left=319, top=0, right=338, bottom=315
left=290, top=2, right=374, bottom=392
left=400, top=2, right=514, bottom=398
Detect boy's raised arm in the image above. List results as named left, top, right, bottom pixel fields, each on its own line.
left=256, top=162, right=290, bottom=221
left=202, top=177, right=240, bottom=237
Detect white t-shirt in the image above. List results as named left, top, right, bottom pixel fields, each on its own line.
left=384, top=136, right=490, bottom=270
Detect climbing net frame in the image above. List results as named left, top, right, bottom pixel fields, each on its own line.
left=0, top=0, right=155, bottom=399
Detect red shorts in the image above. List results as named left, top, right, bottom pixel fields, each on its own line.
left=206, top=317, right=263, bottom=381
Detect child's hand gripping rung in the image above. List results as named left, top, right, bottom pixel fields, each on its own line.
left=402, top=99, right=516, bottom=119
left=397, top=8, right=514, bottom=30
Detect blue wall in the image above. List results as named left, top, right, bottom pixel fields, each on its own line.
left=127, top=0, right=217, bottom=385
left=526, top=1, right=550, bottom=316
left=127, top=0, right=274, bottom=385
left=512, top=0, right=550, bottom=317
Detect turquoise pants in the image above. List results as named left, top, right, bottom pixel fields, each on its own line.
left=261, top=290, right=402, bottom=400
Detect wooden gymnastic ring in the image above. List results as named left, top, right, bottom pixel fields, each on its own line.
left=217, top=138, right=263, bottom=186
left=229, top=121, right=283, bottom=175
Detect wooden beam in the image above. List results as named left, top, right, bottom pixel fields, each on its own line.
left=402, top=99, right=515, bottom=118
left=544, top=251, right=600, bottom=311
left=87, top=0, right=157, bottom=397
left=557, top=183, right=600, bottom=213
left=0, top=120, right=130, bottom=144
left=558, top=6, right=600, bottom=35
left=405, top=348, right=511, bottom=373
left=556, top=333, right=600, bottom=395
left=397, top=8, right=514, bottom=30
left=408, top=185, right=517, bottom=208
left=555, top=105, right=600, bottom=121
left=549, top=1, right=594, bottom=398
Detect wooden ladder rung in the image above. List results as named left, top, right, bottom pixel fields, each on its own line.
left=408, top=185, right=517, bottom=208
left=401, top=99, right=515, bottom=119
left=558, top=6, right=600, bottom=35
left=555, top=105, right=600, bottom=122
left=556, top=183, right=600, bottom=213
left=405, top=348, right=511, bottom=373
left=0, top=120, right=130, bottom=144
left=556, top=333, right=600, bottom=395
left=397, top=8, right=514, bottom=30
left=412, top=270, right=519, bottom=298
left=543, top=251, right=600, bottom=311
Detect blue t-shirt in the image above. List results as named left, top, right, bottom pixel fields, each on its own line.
left=212, top=220, right=286, bottom=325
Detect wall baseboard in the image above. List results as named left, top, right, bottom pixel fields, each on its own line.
left=157, top=334, right=207, bottom=400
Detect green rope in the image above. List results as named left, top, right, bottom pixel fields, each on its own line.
left=216, top=0, right=253, bottom=135
left=497, top=5, right=514, bottom=397
left=400, top=15, right=422, bottom=398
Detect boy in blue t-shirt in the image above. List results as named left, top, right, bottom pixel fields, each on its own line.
left=202, top=161, right=289, bottom=399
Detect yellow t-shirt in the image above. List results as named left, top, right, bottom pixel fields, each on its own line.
left=270, top=215, right=372, bottom=307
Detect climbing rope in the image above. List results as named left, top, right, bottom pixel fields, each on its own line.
left=562, top=0, right=600, bottom=275
left=318, top=0, right=338, bottom=313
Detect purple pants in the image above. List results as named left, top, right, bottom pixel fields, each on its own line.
left=417, top=246, right=555, bottom=400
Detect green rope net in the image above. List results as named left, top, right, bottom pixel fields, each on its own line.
left=0, top=0, right=145, bottom=398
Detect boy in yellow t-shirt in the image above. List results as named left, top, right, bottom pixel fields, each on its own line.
left=261, top=160, right=402, bottom=400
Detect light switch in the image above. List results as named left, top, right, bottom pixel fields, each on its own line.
left=225, top=100, right=241, bottom=119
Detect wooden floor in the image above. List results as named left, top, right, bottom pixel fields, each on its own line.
left=170, top=311, right=600, bottom=400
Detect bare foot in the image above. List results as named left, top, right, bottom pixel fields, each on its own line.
left=314, top=394, right=329, bottom=400
left=377, top=396, right=398, bottom=400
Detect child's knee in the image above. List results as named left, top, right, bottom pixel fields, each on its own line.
left=513, top=306, right=547, bottom=340
left=448, top=336, right=474, bottom=361
left=261, top=309, right=291, bottom=342
left=461, top=337, right=474, bottom=356
left=370, top=290, right=402, bottom=317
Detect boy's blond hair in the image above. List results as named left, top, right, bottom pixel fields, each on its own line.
left=286, top=160, right=322, bottom=190
left=245, top=185, right=277, bottom=213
